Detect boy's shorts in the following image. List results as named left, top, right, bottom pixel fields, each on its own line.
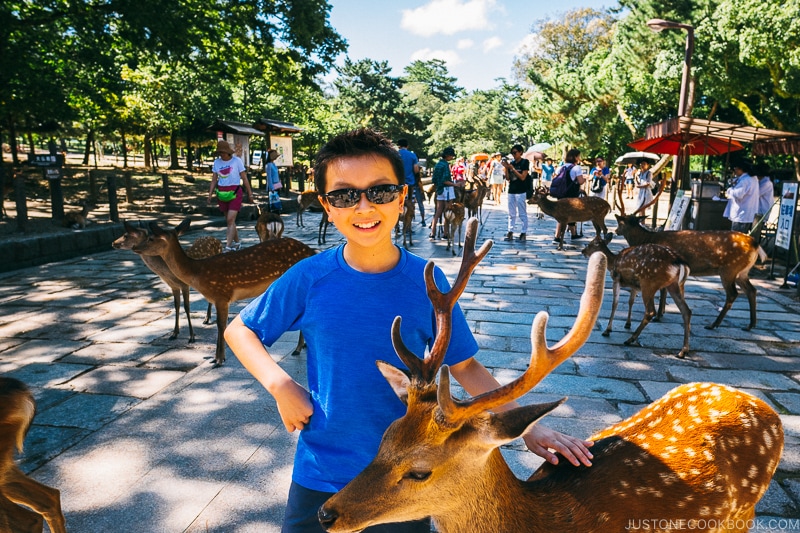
left=283, top=481, right=431, bottom=533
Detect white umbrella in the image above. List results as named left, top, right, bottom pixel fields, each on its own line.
left=614, top=151, right=660, bottom=165
left=527, top=142, right=553, bottom=152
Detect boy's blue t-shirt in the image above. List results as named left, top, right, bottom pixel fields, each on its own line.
left=239, top=245, right=479, bottom=492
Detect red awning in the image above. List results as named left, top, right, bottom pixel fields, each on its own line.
left=629, top=133, right=744, bottom=156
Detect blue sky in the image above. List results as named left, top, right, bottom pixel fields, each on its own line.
left=327, top=0, right=615, bottom=93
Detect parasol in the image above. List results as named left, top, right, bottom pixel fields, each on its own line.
left=521, top=150, right=545, bottom=163
left=470, top=152, right=490, bottom=161
left=628, top=133, right=744, bottom=156
left=614, top=151, right=660, bottom=165
left=527, top=142, right=553, bottom=152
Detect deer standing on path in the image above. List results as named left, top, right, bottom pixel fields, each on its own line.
left=615, top=184, right=766, bottom=330
left=318, top=219, right=783, bottom=533
left=581, top=234, right=692, bottom=358
left=442, top=201, right=465, bottom=256
left=296, top=190, right=330, bottom=244
left=527, top=188, right=610, bottom=250
left=1, top=378, right=67, bottom=533
left=256, top=206, right=284, bottom=241
left=133, top=219, right=315, bottom=366
left=113, top=220, right=221, bottom=341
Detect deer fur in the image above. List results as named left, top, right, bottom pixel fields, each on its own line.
left=461, top=177, right=489, bottom=222
left=527, top=188, right=610, bottom=250
left=133, top=218, right=314, bottom=365
left=296, top=190, right=330, bottom=244
left=63, top=202, right=94, bottom=229
left=113, top=221, right=221, bottom=340
left=256, top=206, right=284, bottom=241
left=581, top=234, right=692, bottom=358
left=443, top=202, right=465, bottom=256
left=396, top=200, right=414, bottom=249
left=318, top=219, right=783, bottom=533
left=0, top=377, right=67, bottom=533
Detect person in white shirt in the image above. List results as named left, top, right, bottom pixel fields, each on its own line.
left=723, top=160, right=759, bottom=234
left=755, top=162, right=775, bottom=218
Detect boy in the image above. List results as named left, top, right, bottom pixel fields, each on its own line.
left=224, top=129, right=593, bottom=533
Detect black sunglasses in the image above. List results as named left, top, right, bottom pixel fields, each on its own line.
left=323, top=184, right=404, bottom=208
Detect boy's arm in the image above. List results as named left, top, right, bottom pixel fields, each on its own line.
left=449, top=357, right=593, bottom=467
left=225, top=315, right=313, bottom=432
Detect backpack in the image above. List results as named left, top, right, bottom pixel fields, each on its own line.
left=549, top=164, right=578, bottom=199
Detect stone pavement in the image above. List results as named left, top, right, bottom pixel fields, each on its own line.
left=0, top=200, right=798, bottom=532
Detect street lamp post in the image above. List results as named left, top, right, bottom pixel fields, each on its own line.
left=647, top=18, right=695, bottom=191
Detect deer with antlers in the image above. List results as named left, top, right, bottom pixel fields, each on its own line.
left=581, top=234, right=692, bottom=358
left=133, top=218, right=314, bottom=365
left=113, top=220, right=221, bottom=341
left=615, top=183, right=766, bottom=331
left=527, top=187, right=610, bottom=250
left=318, top=219, right=783, bottom=533
left=1, top=377, right=67, bottom=533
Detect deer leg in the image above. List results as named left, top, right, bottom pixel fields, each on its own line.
left=603, top=280, right=622, bottom=336
left=291, top=332, right=305, bottom=356
left=169, top=288, right=181, bottom=340
left=0, top=492, right=44, bottom=533
left=5, top=466, right=66, bottom=533
left=624, top=288, right=637, bottom=329
left=624, top=290, right=657, bottom=346
left=204, top=302, right=213, bottom=325
left=181, top=285, right=195, bottom=343
left=653, top=288, right=667, bottom=322
left=214, top=302, right=229, bottom=367
left=705, top=277, right=738, bottom=330
left=667, top=283, right=692, bottom=358
left=736, top=273, right=758, bottom=331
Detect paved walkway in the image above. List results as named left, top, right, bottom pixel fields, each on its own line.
left=1, top=200, right=798, bottom=532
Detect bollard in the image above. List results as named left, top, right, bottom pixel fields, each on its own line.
left=46, top=166, right=65, bottom=222
left=161, top=173, right=171, bottom=204
left=88, top=169, right=100, bottom=203
left=107, top=174, right=119, bottom=222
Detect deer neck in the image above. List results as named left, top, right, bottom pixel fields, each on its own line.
left=431, top=450, right=555, bottom=533
left=157, top=238, right=196, bottom=286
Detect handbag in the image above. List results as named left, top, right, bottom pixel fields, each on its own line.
left=215, top=186, right=240, bottom=202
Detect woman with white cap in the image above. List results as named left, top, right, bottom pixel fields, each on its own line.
left=208, top=140, right=254, bottom=251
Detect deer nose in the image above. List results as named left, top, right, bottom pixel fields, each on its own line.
left=317, top=506, right=338, bottom=529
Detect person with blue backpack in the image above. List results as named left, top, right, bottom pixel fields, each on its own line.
left=548, top=148, right=586, bottom=244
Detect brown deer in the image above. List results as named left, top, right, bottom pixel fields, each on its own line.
left=527, top=187, right=610, bottom=250
left=1, top=377, right=67, bottom=533
left=133, top=218, right=314, bottom=365
left=395, top=199, right=414, bottom=249
left=581, top=234, right=692, bottom=358
left=63, top=201, right=95, bottom=229
left=113, top=221, right=221, bottom=340
left=443, top=201, right=465, bottom=256
left=296, top=190, right=330, bottom=244
left=318, top=219, right=784, bottom=533
left=461, top=177, right=489, bottom=223
left=256, top=206, right=284, bottom=241
left=615, top=184, right=766, bottom=331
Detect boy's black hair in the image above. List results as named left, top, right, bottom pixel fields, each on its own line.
left=315, top=128, right=405, bottom=193
left=396, top=138, right=409, bottom=147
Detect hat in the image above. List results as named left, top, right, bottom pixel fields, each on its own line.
left=215, top=140, right=235, bottom=155
left=442, top=146, right=456, bottom=157
left=492, top=152, right=502, bottom=157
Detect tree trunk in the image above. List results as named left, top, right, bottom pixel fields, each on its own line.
left=7, top=115, right=20, bottom=166
left=169, top=130, right=180, bottom=169
left=186, top=137, right=194, bottom=172
left=121, top=131, right=129, bottom=168
left=144, top=135, right=152, bottom=170
left=83, top=129, right=94, bottom=165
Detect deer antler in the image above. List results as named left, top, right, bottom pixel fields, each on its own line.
left=437, top=252, right=607, bottom=423
left=633, top=175, right=667, bottom=216
left=391, top=217, right=492, bottom=384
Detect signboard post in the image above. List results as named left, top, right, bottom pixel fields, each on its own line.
left=28, top=153, right=65, bottom=221
left=772, top=182, right=799, bottom=288
left=665, top=189, right=691, bottom=231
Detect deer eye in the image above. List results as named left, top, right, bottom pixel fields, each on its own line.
left=403, top=470, right=431, bottom=482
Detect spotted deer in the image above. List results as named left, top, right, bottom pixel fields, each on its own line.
left=527, top=187, right=610, bottom=250
left=318, top=218, right=783, bottom=533
left=461, top=177, right=489, bottom=222
left=133, top=218, right=314, bottom=365
left=581, top=234, right=692, bottom=358
left=615, top=184, right=766, bottom=330
left=1, top=377, right=67, bottom=533
left=256, top=206, right=284, bottom=241
left=443, top=201, right=465, bottom=256
left=113, top=220, right=221, bottom=341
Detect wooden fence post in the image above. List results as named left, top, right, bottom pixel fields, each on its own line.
left=107, top=174, right=119, bottom=222
left=124, top=170, right=134, bottom=204
left=161, top=173, right=171, bottom=204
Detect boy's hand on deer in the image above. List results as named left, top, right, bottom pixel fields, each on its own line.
left=272, top=378, right=314, bottom=432
left=524, top=425, right=594, bottom=467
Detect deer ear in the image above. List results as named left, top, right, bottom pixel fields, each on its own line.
left=376, top=361, right=411, bottom=405
left=175, top=217, right=192, bottom=236
left=487, top=399, right=566, bottom=444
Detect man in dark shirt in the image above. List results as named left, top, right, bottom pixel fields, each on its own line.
left=501, top=144, right=530, bottom=241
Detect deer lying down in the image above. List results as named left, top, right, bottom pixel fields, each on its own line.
left=319, top=219, right=783, bottom=533
left=1, top=378, right=67, bottom=533
left=581, top=234, right=692, bottom=358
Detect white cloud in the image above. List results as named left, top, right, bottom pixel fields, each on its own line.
left=457, top=39, right=474, bottom=50
left=482, top=36, right=502, bottom=53
left=401, top=0, right=497, bottom=37
left=514, top=33, right=543, bottom=58
left=410, top=48, right=463, bottom=67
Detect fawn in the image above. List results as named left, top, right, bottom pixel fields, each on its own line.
left=319, top=218, right=783, bottom=533
left=581, top=234, right=692, bottom=358
left=1, top=377, right=66, bottom=533
left=133, top=218, right=314, bottom=365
